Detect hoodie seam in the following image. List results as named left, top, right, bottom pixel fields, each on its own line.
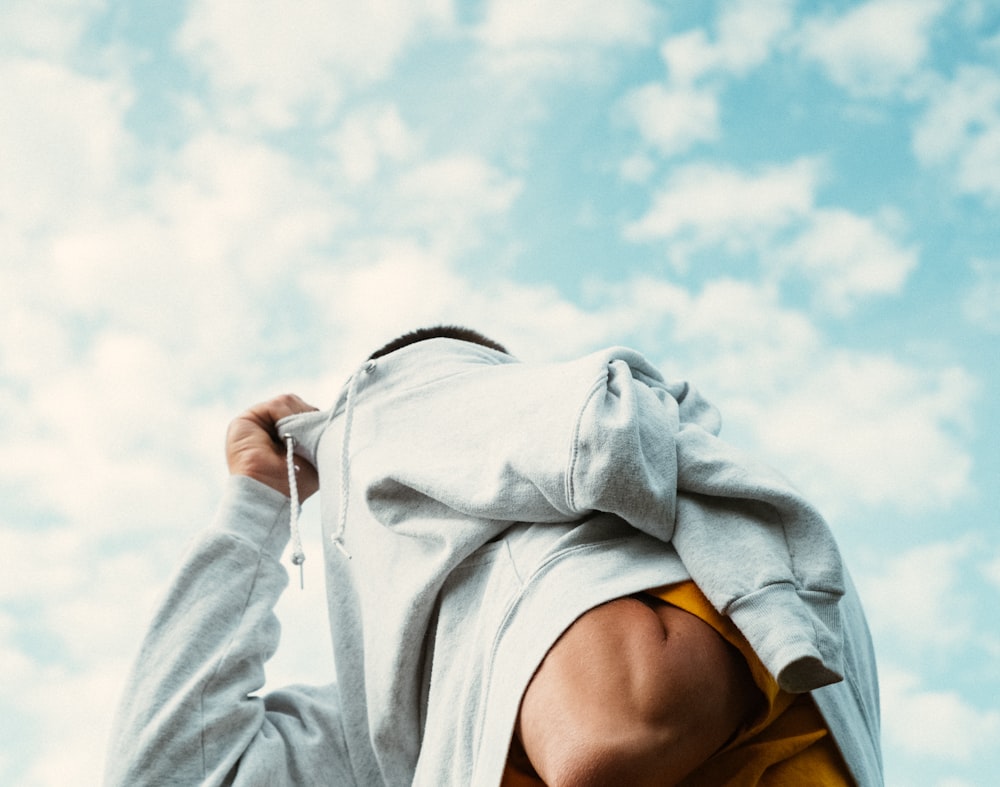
left=198, top=515, right=284, bottom=778
left=771, top=504, right=838, bottom=684
left=471, top=535, right=638, bottom=773
left=503, top=538, right=524, bottom=586
left=840, top=650, right=881, bottom=765
left=722, top=580, right=844, bottom=616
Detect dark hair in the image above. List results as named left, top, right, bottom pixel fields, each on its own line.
left=368, top=325, right=510, bottom=360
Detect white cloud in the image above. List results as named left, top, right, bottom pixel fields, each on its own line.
left=297, top=245, right=789, bottom=376
left=619, top=153, right=656, bottom=184
left=0, top=528, right=91, bottom=602
left=11, top=661, right=134, bottom=787
left=23, top=129, right=346, bottom=373
left=661, top=0, right=794, bottom=85
left=1, top=154, right=322, bottom=557
left=983, top=551, right=1000, bottom=590
left=0, top=0, right=103, bottom=60
left=775, top=208, right=918, bottom=314
left=476, top=0, right=655, bottom=51
left=389, top=154, right=522, bottom=247
left=0, top=513, right=192, bottom=787
left=142, top=132, right=342, bottom=283
left=619, top=81, right=720, bottom=156
left=299, top=242, right=620, bottom=363
left=913, top=66, right=1000, bottom=161
left=751, top=354, right=975, bottom=515
left=677, top=281, right=821, bottom=379
left=798, top=0, right=947, bottom=96
left=881, top=666, right=1000, bottom=762
left=0, top=58, right=133, bottom=230
left=610, top=275, right=821, bottom=413
left=327, top=103, right=419, bottom=186
left=625, top=158, right=821, bottom=259
left=0, top=303, right=73, bottom=382
left=913, top=65, right=1000, bottom=201
left=1, top=124, right=312, bottom=534
left=176, top=0, right=453, bottom=130
left=470, top=0, right=660, bottom=86
left=625, top=159, right=919, bottom=314
left=859, top=539, right=978, bottom=649
left=0, top=333, right=225, bottom=538
left=607, top=277, right=976, bottom=517
left=621, top=0, right=791, bottom=158
left=297, top=149, right=522, bottom=263
left=962, top=258, right=1000, bottom=332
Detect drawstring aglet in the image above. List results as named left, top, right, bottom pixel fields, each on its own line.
left=332, top=538, right=352, bottom=560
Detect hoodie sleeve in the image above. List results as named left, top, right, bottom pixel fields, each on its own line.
left=564, top=357, right=682, bottom=537
left=566, top=354, right=847, bottom=693
left=670, top=425, right=846, bottom=693
left=103, top=475, right=353, bottom=787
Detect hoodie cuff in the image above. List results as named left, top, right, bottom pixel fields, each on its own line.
left=212, top=474, right=292, bottom=559
left=727, top=582, right=845, bottom=693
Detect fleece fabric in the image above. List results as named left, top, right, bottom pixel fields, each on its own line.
left=104, top=338, right=881, bottom=786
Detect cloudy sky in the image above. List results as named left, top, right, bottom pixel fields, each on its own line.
left=2, top=1, right=999, bottom=785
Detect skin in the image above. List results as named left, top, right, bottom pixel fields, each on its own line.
left=516, top=594, right=762, bottom=786
left=225, top=393, right=320, bottom=500
left=228, top=395, right=760, bottom=785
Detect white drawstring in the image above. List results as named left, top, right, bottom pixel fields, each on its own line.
left=330, top=359, right=375, bottom=559
left=281, top=358, right=374, bottom=588
left=283, top=434, right=306, bottom=589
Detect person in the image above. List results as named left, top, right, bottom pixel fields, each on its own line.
left=104, top=326, right=882, bottom=786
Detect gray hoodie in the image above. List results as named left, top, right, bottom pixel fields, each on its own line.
left=105, top=339, right=882, bottom=786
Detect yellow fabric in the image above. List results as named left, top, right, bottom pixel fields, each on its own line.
left=654, top=581, right=852, bottom=786
left=501, top=580, right=853, bottom=786
left=500, top=763, right=546, bottom=787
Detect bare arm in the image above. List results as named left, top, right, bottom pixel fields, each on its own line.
left=515, top=594, right=761, bottom=787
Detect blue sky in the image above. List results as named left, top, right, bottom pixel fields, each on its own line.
left=2, top=1, right=999, bottom=784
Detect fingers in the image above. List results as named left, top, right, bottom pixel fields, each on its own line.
left=263, top=392, right=320, bottom=423
left=226, top=394, right=321, bottom=499
left=241, top=393, right=320, bottom=440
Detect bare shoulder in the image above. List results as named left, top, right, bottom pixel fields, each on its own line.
left=515, top=595, right=761, bottom=786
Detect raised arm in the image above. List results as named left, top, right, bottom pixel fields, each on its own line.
left=104, top=396, right=352, bottom=786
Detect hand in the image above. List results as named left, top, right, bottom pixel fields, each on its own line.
left=226, top=394, right=320, bottom=500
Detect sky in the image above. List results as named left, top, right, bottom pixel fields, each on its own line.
left=1, top=0, right=999, bottom=784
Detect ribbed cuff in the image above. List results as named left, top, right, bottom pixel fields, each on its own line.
left=727, top=581, right=845, bottom=693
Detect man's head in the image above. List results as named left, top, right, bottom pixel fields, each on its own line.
left=368, top=325, right=510, bottom=360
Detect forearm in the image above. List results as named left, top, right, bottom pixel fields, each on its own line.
left=104, top=476, right=291, bottom=786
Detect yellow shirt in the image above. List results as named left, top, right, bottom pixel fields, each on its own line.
left=502, top=581, right=852, bottom=786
